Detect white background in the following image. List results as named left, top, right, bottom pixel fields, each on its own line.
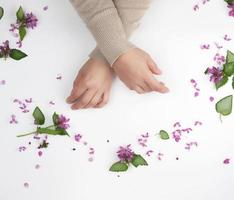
left=0, top=0, right=234, bottom=199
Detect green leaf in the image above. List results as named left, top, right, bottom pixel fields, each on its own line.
left=215, top=76, right=228, bottom=90
left=223, top=62, right=234, bottom=77
left=19, top=25, right=26, bottom=41
left=226, top=50, right=234, bottom=63
left=131, top=154, right=148, bottom=168
left=37, top=127, right=68, bottom=136
left=9, top=49, right=27, bottom=60
left=0, top=6, right=4, bottom=20
left=216, top=95, right=233, bottom=116
left=55, top=127, right=70, bottom=136
left=16, top=6, right=25, bottom=21
left=52, top=112, right=59, bottom=125
left=33, top=107, right=45, bottom=125
left=204, top=68, right=209, bottom=75
left=232, top=77, right=234, bottom=90
left=159, top=130, right=170, bottom=140
left=109, top=161, right=128, bottom=172
left=225, top=0, right=234, bottom=4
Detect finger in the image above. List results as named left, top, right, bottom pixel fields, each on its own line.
left=95, top=92, right=110, bottom=108
left=71, top=89, right=97, bottom=110
left=141, top=80, right=152, bottom=92
left=134, top=85, right=145, bottom=94
left=66, top=83, right=87, bottom=104
left=84, top=90, right=104, bottom=108
left=147, top=58, right=162, bottom=75
left=146, top=75, right=169, bottom=93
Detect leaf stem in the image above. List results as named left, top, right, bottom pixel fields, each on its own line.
left=219, top=114, right=223, bottom=123
left=17, top=125, right=55, bottom=137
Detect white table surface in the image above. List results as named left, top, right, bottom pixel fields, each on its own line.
left=1, top=0, right=234, bottom=199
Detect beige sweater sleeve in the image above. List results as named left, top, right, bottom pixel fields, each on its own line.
left=70, top=0, right=136, bottom=66
left=89, top=0, right=152, bottom=65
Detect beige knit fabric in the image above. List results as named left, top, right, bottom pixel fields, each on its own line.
left=70, top=0, right=151, bottom=66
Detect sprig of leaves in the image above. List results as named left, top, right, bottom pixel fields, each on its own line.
left=17, top=106, right=70, bottom=137
left=109, top=153, right=148, bottom=172
left=0, top=6, right=4, bottom=20
left=218, top=50, right=234, bottom=90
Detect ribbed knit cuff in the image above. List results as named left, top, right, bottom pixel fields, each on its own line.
left=70, top=0, right=136, bottom=66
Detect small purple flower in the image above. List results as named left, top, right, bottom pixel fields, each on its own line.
left=214, top=53, right=225, bottom=65
left=228, top=4, right=234, bottom=17
left=25, top=12, right=38, bottom=29
left=206, top=66, right=223, bottom=84
left=223, top=158, right=230, bottom=164
left=117, top=144, right=134, bottom=162
left=172, top=132, right=181, bottom=142
left=74, top=134, right=82, bottom=142
left=0, top=40, right=11, bottom=58
left=57, top=115, right=70, bottom=130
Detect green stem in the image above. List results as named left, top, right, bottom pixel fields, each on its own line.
left=17, top=125, right=55, bottom=137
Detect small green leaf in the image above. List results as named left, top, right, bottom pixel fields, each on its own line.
left=109, top=161, right=128, bottom=172
left=19, top=25, right=26, bottom=41
left=223, top=62, right=234, bottom=77
left=16, top=6, right=25, bottom=21
left=226, top=50, right=234, bottom=63
left=159, top=130, right=170, bottom=140
left=232, top=77, right=234, bottom=90
left=55, top=127, right=70, bottom=136
left=33, top=107, right=45, bottom=125
left=9, top=49, right=27, bottom=60
left=204, top=68, right=209, bottom=74
left=131, top=154, right=148, bottom=168
left=215, top=76, right=228, bottom=90
left=37, top=127, right=68, bottom=136
left=0, top=6, right=4, bottom=20
left=225, top=0, right=234, bottom=4
left=52, top=112, right=59, bottom=125
left=216, top=95, right=233, bottom=116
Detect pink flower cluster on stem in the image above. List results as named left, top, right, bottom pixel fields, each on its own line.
left=228, top=4, right=234, bottom=17
left=206, top=67, right=223, bottom=84
left=117, top=144, right=134, bottom=162
left=57, top=115, right=70, bottom=130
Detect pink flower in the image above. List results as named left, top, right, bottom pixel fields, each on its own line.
left=146, top=150, right=154, bottom=157
left=206, top=66, right=223, bottom=84
left=43, top=6, right=48, bottom=11
left=57, top=115, right=70, bottom=130
left=117, top=144, right=134, bottom=162
left=18, top=146, right=26, bottom=152
left=10, top=114, right=18, bottom=124
left=209, top=96, right=214, bottom=102
left=172, top=131, right=181, bottom=142
left=24, top=182, right=29, bottom=188
left=0, top=40, right=11, bottom=58
left=25, top=12, right=38, bottom=29
left=0, top=80, right=6, bottom=85
left=38, top=151, right=43, bottom=157
left=200, top=44, right=210, bottom=49
left=224, top=34, right=232, bottom=41
left=213, top=53, right=225, bottom=65
left=74, top=134, right=82, bottom=142
left=223, top=158, right=230, bottom=164
left=228, top=4, right=234, bottom=17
